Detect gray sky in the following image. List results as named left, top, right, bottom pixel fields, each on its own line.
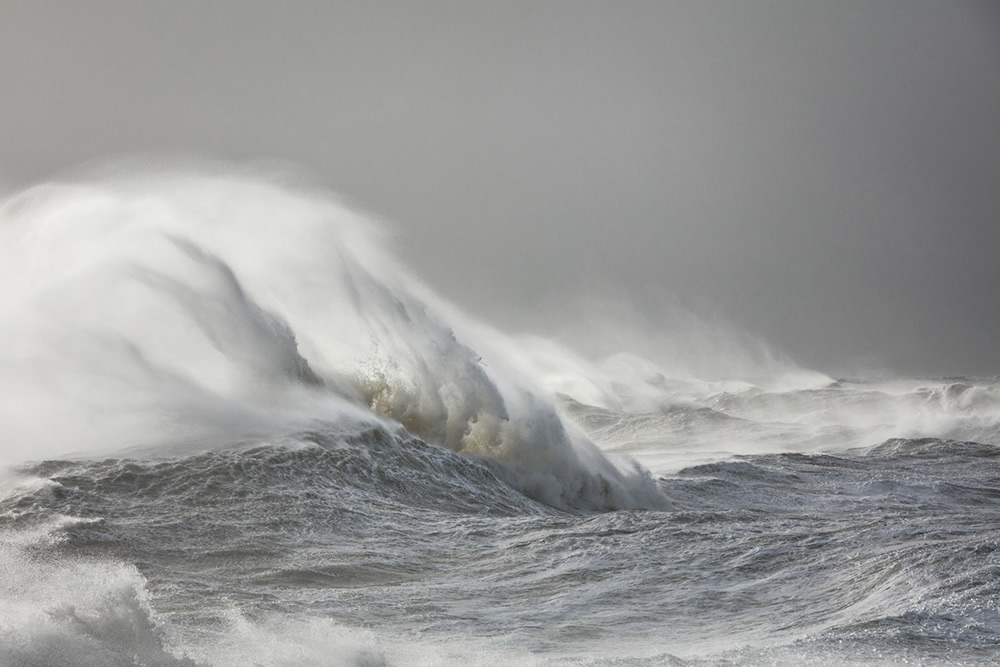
left=3, top=1, right=999, bottom=376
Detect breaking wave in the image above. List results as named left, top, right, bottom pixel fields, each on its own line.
left=0, top=164, right=665, bottom=511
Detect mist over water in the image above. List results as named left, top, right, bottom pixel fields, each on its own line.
left=2, top=165, right=1000, bottom=665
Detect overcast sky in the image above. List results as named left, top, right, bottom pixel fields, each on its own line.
left=3, top=1, right=999, bottom=376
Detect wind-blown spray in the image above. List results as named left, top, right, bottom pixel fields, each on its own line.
left=0, top=165, right=665, bottom=510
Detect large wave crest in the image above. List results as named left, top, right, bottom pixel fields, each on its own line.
left=0, top=164, right=666, bottom=511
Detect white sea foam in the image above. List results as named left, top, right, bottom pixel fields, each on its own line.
left=0, top=522, right=192, bottom=667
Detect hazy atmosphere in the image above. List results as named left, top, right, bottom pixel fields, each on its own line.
left=3, top=1, right=1000, bottom=376
left=6, top=4, right=1000, bottom=665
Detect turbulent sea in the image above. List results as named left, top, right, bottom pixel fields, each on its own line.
left=2, top=169, right=999, bottom=666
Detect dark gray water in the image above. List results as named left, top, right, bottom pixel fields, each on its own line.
left=4, top=402, right=1000, bottom=665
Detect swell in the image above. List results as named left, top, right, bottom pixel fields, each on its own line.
left=4, top=426, right=553, bottom=535
left=0, top=427, right=550, bottom=666
left=3, top=434, right=999, bottom=664
left=657, top=437, right=1000, bottom=658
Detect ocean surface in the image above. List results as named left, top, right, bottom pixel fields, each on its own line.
left=2, top=170, right=999, bottom=666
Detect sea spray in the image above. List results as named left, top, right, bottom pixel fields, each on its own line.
left=0, top=164, right=666, bottom=510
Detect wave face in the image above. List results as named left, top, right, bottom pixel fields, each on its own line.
left=2, top=167, right=1000, bottom=665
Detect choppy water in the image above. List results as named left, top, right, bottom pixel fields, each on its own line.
left=2, top=168, right=998, bottom=665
